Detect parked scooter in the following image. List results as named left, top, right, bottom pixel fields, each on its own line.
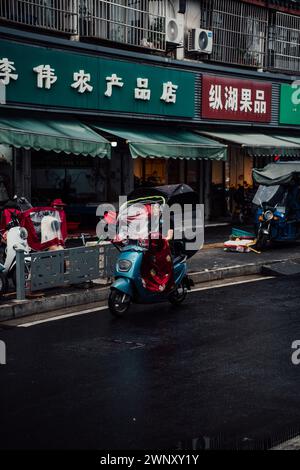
left=252, top=162, right=300, bottom=250
left=6, top=196, right=66, bottom=252
left=108, top=185, right=197, bottom=316
left=0, top=196, right=64, bottom=290
left=0, top=212, right=31, bottom=287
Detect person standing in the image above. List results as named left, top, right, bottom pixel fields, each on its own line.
left=50, top=198, right=68, bottom=243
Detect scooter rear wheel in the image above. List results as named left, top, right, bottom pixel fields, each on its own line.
left=108, top=289, right=131, bottom=317
left=168, top=282, right=187, bottom=305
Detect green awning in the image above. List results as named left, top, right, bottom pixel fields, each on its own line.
left=91, top=124, right=227, bottom=160
left=200, top=132, right=300, bottom=157
left=0, top=116, right=111, bottom=158
left=274, top=135, right=300, bottom=146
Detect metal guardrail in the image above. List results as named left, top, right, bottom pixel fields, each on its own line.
left=15, top=242, right=118, bottom=301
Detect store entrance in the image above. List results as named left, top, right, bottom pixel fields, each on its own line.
left=31, top=150, right=109, bottom=230
left=133, top=158, right=200, bottom=192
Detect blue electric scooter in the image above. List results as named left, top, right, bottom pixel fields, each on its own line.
left=108, top=238, right=193, bottom=316
left=108, top=185, right=197, bottom=317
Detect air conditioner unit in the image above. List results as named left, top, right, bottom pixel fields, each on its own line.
left=188, top=28, right=213, bottom=54
left=166, top=16, right=184, bottom=46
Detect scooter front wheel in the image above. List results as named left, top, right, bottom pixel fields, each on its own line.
left=108, top=289, right=131, bottom=317
left=256, top=232, right=269, bottom=251
left=168, top=282, right=187, bottom=305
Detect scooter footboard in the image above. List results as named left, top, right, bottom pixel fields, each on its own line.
left=173, top=261, right=187, bottom=286
left=183, top=276, right=194, bottom=290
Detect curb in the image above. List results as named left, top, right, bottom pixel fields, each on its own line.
left=0, top=256, right=296, bottom=322
left=271, top=436, right=300, bottom=450
left=0, top=286, right=108, bottom=322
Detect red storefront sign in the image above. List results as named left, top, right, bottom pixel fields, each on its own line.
left=202, top=75, right=272, bottom=122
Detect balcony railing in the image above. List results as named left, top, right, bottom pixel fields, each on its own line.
left=1, top=1, right=300, bottom=75
left=79, top=0, right=166, bottom=51
left=0, top=0, right=78, bottom=34
left=269, top=11, right=300, bottom=72
left=200, top=0, right=268, bottom=68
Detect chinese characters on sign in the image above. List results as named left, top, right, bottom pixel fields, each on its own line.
left=135, top=78, right=151, bottom=101
left=33, top=64, right=57, bottom=89
left=202, top=75, right=272, bottom=122
left=280, top=83, right=300, bottom=126
left=0, top=58, right=18, bottom=85
left=104, top=73, right=124, bottom=97
left=0, top=58, right=178, bottom=104
left=71, top=70, right=93, bottom=93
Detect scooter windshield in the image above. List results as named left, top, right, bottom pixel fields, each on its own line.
left=252, top=185, right=282, bottom=206
left=22, top=208, right=64, bottom=251
left=117, top=200, right=162, bottom=242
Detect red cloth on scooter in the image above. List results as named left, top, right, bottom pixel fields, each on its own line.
left=140, top=235, right=175, bottom=293
left=20, top=207, right=67, bottom=251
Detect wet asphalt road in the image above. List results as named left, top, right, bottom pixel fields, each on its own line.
left=1, top=275, right=300, bottom=450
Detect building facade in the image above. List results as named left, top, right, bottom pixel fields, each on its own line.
left=0, top=0, right=300, bottom=223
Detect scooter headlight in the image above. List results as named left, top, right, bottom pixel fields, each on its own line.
left=19, top=228, right=28, bottom=240
left=264, top=210, right=274, bottom=222
left=118, top=259, right=132, bottom=272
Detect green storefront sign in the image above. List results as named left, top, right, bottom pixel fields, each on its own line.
left=0, top=39, right=195, bottom=118
left=280, top=83, right=300, bottom=125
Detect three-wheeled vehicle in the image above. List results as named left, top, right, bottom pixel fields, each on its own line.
left=108, top=184, right=199, bottom=316
left=252, top=162, right=300, bottom=249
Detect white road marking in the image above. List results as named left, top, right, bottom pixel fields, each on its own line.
left=18, top=275, right=275, bottom=328
left=18, top=306, right=108, bottom=328
left=190, top=276, right=274, bottom=293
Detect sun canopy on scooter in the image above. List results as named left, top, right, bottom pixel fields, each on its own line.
left=253, top=162, right=300, bottom=186
left=20, top=207, right=66, bottom=251
left=128, top=184, right=199, bottom=207
left=125, top=184, right=201, bottom=259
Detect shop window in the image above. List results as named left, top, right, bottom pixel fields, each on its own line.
left=212, top=160, right=223, bottom=185
left=133, top=158, right=143, bottom=188
left=31, top=150, right=108, bottom=205
left=167, top=159, right=182, bottom=185
left=0, top=145, right=13, bottom=205
left=186, top=160, right=198, bottom=192
left=133, top=158, right=166, bottom=187
left=211, top=160, right=226, bottom=218
left=243, top=155, right=253, bottom=187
